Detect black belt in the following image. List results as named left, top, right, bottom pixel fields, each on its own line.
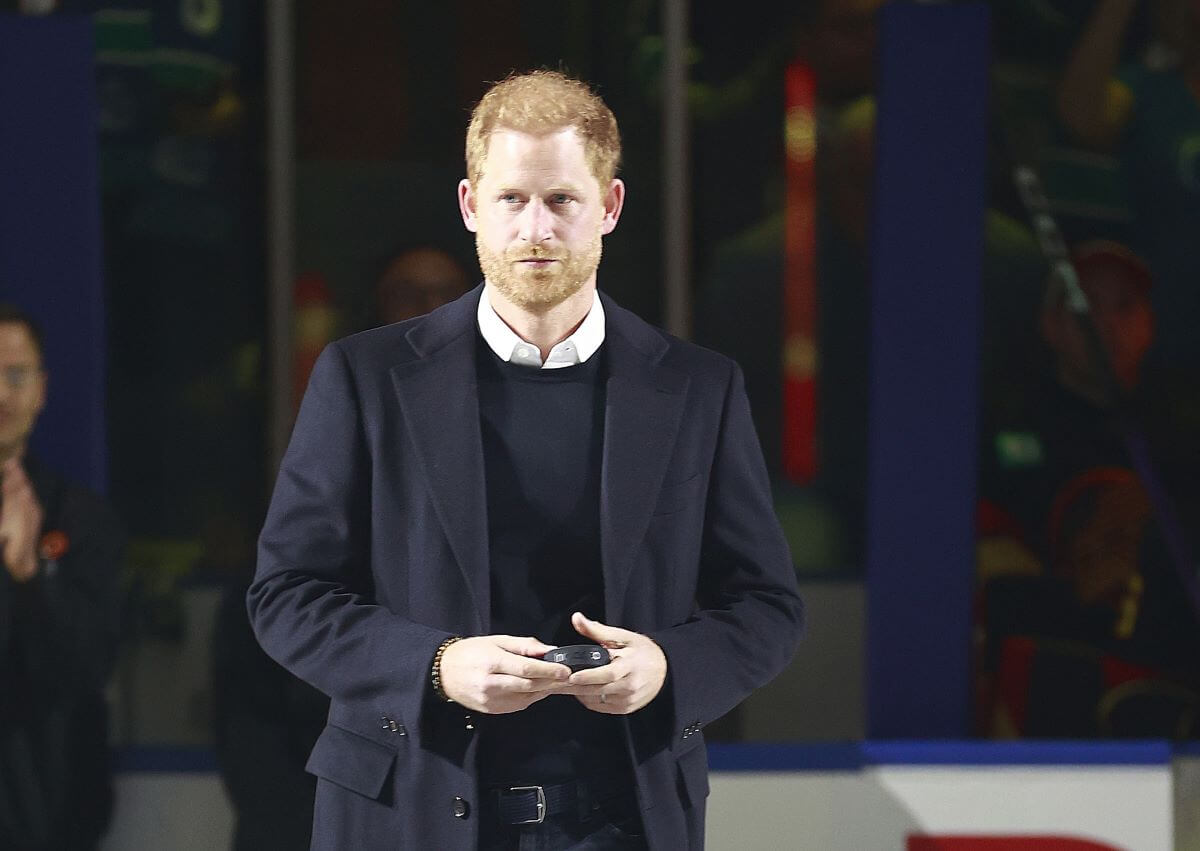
left=487, top=776, right=632, bottom=826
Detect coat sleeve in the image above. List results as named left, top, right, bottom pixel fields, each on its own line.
left=247, top=342, right=452, bottom=738
left=650, top=362, right=804, bottom=745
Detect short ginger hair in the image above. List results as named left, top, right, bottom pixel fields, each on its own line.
left=465, top=70, right=621, bottom=190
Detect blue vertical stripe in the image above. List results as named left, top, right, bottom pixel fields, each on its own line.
left=865, top=2, right=991, bottom=737
left=0, top=15, right=107, bottom=493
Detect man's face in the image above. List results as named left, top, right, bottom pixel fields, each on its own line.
left=803, top=0, right=883, bottom=101
left=1044, top=265, right=1154, bottom=393
left=0, top=323, right=46, bottom=459
left=376, top=248, right=469, bottom=324
left=1078, top=267, right=1154, bottom=390
left=459, top=127, right=623, bottom=313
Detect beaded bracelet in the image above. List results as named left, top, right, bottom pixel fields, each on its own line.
left=431, top=636, right=464, bottom=703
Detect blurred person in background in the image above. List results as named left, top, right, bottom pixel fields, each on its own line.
left=975, top=242, right=1200, bottom=737
left=213, top=243, right=468, bottom=850
left=213, top=571, right=329, bottom=851
left=0, top=303, right=123, bottom=850
left=373, top=245, right=471, bottom=327
left=796, top=0, right=881, bottom=106
left=1039, top=240, right=1155, bottom=408
left=1057, top=0, right=1200, bottom=370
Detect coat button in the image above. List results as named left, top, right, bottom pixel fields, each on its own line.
left=379, top=715, right=405, bottom=735
left=453, top=797, right=470, bottom=819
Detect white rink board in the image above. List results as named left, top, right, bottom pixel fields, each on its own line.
left=102, top=773, right=234, bottom=851
left=101, top=758, right=1178, bottom=850
left=707, top=765, right=1172, bottom=851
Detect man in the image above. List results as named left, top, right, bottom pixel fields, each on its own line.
left=0, top=303, right=123, bottom=849
left=1057, top=0, right=1200, bottom=370
left=1037, top=239, right=1154, bottom=409
left=374, top=245, right=472, bottom=327
left=249, top=71, right=803, bottom=850
left=975, top=241, right=1200, bottom=735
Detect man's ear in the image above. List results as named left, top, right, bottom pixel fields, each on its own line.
left=600, top=178, right=625, bottom=236
left=458, top=179, right=478, bottom=233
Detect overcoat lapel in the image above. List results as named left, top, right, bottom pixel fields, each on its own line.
left=390, top=293, right=491, bottom=632
left=600, top=302, right=689, bottom=620
left=386, top=288, right=690, bottom=631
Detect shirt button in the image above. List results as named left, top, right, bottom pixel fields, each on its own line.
left=453, top=797, right=470, bottom=819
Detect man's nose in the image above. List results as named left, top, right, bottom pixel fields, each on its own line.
left=517, top=199, right=553, bottom=243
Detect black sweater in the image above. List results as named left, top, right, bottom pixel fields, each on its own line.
left=474, top=338, right=628, bottom=785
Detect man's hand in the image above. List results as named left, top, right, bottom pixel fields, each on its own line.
left=562, top=612, right=667, bottom=715
left=438, top=634, right=571, bottom=714
left=0, top=458, right=42, bottom=583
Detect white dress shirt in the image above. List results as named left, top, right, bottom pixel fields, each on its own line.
left=476, top=289, right=606, bottom=369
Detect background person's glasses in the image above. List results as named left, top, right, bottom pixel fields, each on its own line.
left=1, top=365, right=42, bottom=389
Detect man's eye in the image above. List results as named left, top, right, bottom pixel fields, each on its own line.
left=499, top=194, right=521, bottom=204
left=2, top=366, right=36, bottom=389
left=551, top=194, right=573, bottom=205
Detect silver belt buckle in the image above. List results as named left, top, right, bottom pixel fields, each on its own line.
left=508, top=785, right=547, bottom=824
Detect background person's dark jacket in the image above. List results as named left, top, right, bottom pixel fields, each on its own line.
left=0, top=457, right=123, bottom=850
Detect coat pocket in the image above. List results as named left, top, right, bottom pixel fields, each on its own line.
left=305, top=723, right=396, bottom=801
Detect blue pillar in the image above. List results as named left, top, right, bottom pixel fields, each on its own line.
left=0, top=14, right=107, bottom=493
left=865, top=2, right=990, bottom=737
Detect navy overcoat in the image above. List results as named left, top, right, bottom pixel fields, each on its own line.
left=248, top=285, right=804, bottom=849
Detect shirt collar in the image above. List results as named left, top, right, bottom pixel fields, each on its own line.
left=476, top=288, right=605, bottom=369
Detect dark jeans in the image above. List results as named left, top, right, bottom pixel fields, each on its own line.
left=478, top=790, right=647, bottom=851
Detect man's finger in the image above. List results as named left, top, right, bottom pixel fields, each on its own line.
left=488, top=673, right=568, bottom=694
left=571, top=612, right=636, bottom=648
left=1, top=459, right=27, bottom=483
left=491, top=653, right=571, bottom=681
left=567, top=663, right=623, bottom=686
left=493, top=635, right=558, bottom=657
left=556, top=681, right=625, bottom=697
left=2, top=476, right=32, bottom=503
left=574, top=693, right=624, bottom=715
